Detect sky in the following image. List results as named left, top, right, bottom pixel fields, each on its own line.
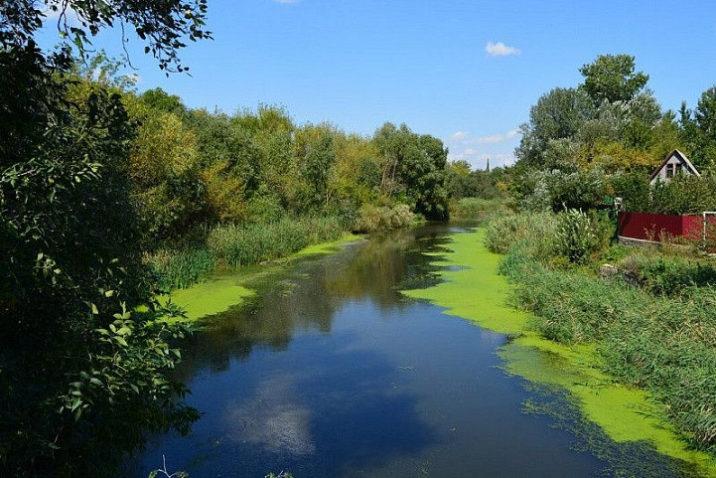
left=38, top=0, right=716, bottom=169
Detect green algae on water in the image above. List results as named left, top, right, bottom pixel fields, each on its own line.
left=162, top=276, right=255, bottom=322
left=163, top=233, right=363, bottom=323
left=402, top=228, right=716, bottom=477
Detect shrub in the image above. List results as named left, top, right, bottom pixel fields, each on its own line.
left=484, top=212, right=557, bottom=258
left=544, top=168, right=610, bottom=211
left=618, top=252, right=716, bottom=295
left=352, top=204, right=417, bottom=233
left=246, top=189, right=286, bottom=224
left=554, top=209, right=603, bottom=263
left=502, top=252, right=716, bottom=451
left=492, top=211, right=716, bottom=452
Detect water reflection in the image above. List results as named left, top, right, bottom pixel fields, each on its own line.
left=123, top=225, right=688, bottom=477
left=225, top=374, right=315, bottom=456
left=174, top=227, right=449, bottom=379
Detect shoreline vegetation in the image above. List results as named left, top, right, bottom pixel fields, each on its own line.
left=404, top=220, right=716, bottom=476
left=161, top=232, right=361, bottom=322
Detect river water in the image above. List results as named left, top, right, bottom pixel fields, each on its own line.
left=124, top=225, right=688, bottom=477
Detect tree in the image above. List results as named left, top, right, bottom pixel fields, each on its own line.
left=579, top=54, right=649, bottom=104
left=373, top=123, right=450, bottom=220
left=140, top=88, right=187, bottom=116
left=1, top=0, right=211, bottom=73
left=516, top=87, right=595, bottom=166
left=329, top=133, right=382, bottom=209
left=294, top=124, right=337, bottom=212
left=0, top=1, right=210, bottom=474
left=125, top=99, right=205, bottom=239
left=1, top=77, right=197, bottom=475
left=680, top=86, right=716, bottom=171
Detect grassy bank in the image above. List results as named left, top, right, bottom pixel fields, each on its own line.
left=147, top=216, right=348, bottom=291
left=403, top=226, right=716, bottom=476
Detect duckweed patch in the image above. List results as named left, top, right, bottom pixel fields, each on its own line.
left=402, top=228, right=716, bottom=477
left=162, top=234, right=362, bottom=322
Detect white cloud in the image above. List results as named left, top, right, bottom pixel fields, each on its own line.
left=446, top=128, right=521, bottom=169
left=475, top=128, right=520, bottom=144
left=225, top=375, right=315, bottom=455
left=485, top=41, right=520, bottom=57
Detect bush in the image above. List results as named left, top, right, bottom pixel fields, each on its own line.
left=492, top=210, right=716, bottom=452
left=554, top=209, right=603, bottom=263
left=246, top=188, right=286, bottom=224
left=484, top=212, right=557, bottom=258
left=618, top=252, right=716, bottom=296
left=352, top=204, right=417, bottom=233
left=544, top=168, right=610, bottom=211
left=502, top=251, right=716, bottom=451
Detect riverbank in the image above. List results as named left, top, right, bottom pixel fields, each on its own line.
left=403, top=227, right=716, bottom=477
left=161, top=232, right=362, bottom=322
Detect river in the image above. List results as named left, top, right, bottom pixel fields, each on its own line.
left=123, top=225, right=696, bottom=477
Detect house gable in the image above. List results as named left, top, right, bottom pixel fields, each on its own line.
left=649, top=150, right=700, bottom=185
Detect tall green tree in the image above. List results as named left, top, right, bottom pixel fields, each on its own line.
left=516, top=87, right=595, bottom=167
left=680, top=86, right=716, bottom=171
left=579, top=54, right=649, bottom=104
left=373, top=123, right=450, bottom=220
left=0, top=1, right=210, bottom=474
left=294, top=125, right=337, bottom=211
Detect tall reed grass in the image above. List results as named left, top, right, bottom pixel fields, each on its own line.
left=147, top=216, right=346, bottom=290
left=207, top=216, right=345, bottom=267
left=146, top=248, right=216, bottom=290
left=352, top=204, right=417, bottom=233
left=449, top=197, right=510, bottom=222
left=485, top=211, right=716, bottom=452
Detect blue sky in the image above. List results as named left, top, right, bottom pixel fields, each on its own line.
left=39, top=0, right=716, bottom=169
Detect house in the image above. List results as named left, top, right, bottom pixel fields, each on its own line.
left=650, top=149, right=700, bottom=185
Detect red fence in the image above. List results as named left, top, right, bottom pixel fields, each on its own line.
left=617, top=211, right=703, bottom=242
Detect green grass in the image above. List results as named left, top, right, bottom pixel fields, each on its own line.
left=147, top=247, right=216, bottom=290
left=402, top=227, right=716, bottom=476
left=207, top=216, right=346, bottom=267
left=449, top=197, right=511, bottom=222
left=616, top=251, right=716, bottom=296
left=147, top=216, right=348, bottom=291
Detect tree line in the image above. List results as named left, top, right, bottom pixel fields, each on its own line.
left=508, top=53, right=716, bottom=213
left=118, top=84, right=451, bottom=245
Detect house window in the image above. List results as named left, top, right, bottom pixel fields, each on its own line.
left=666, top=163, right=678, bottom=178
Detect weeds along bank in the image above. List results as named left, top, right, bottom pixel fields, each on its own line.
left=148, top=204, right=422, bottom=291
left=484, top=211, right=716, bottom=461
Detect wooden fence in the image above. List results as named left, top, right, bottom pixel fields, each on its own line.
left=617, top=211, right=704, bottom=243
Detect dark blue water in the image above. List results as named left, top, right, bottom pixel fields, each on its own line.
left=123, top=227, right=687, bottom=477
